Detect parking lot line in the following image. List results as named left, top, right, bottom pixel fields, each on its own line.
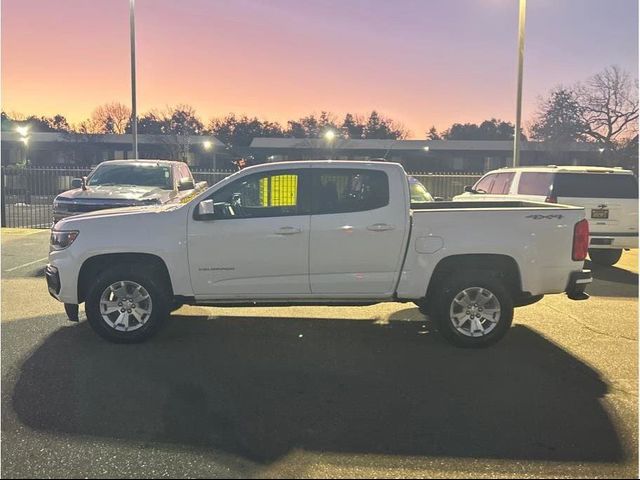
left=4, top=256, right=49, bottom=273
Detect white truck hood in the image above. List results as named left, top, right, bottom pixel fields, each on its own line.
left=54, top=203, right=182, bottom=229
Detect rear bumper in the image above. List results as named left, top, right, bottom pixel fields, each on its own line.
left=589, top=233, right=638, bottom=250
left=565, top=269, right=592, bottom=300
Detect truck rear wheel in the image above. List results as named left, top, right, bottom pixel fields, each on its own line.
left=588, top=248, right=622, bottom=267
left=85, top=264, right=170, bottom=343
left=432, top=271, right=513, bottom=348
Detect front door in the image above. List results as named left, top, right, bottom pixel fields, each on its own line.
left=187, top=169, right=311, bottom=298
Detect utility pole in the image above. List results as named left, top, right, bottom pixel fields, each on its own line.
left=130, top=0, right=138, bottom=159
left=513, top=0, right=527, bottom=167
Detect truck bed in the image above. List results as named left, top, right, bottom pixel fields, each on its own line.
left=396, top=200, right=585, bottom=300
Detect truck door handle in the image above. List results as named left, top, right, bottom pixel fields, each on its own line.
left=275, top=226, right=302, bottom=235
left=367, top=223, right=394, bottom=232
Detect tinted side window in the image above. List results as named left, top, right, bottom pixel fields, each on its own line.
left=489, top=172, right=515, bottom=194
left=473, top=174, right=495, bottom=193
left=210, top=170, right=307, bottom=219
left=518, top=172, right=554, bottom=195
left=553, top=173, right=639, bottom=199
left=313, top=169, right=389, bottom=214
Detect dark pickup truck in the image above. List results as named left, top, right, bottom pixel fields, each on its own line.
left=52, top=159, right=207, bottom=223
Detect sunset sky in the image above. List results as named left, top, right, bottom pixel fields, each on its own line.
left=2, top=0, right=638, bottom=138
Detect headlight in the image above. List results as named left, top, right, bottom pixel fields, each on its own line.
left=50, top=230, right=79, bottom=250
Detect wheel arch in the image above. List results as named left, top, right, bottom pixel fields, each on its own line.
left=77, top=252, right=174, bottom=304
left=423, top=254, right=523, bottom=306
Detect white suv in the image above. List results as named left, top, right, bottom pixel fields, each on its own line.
left=453, top=166, right=638, bottom=266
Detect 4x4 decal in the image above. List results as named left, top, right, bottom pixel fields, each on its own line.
left=526, top=214, right=564, bottom=220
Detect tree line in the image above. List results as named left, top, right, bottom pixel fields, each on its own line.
left=2, top=66, right=637, bottom=151
left=1, top=107, right=411, bottom=145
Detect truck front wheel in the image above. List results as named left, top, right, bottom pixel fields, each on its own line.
left=432, top=271, right=513, bottom=348
left=85, top=264, right=170, bottom=343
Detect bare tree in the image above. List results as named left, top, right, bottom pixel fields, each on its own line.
left=77, top=117, right=103, bottom=134
left=86, top=102, right=132, bottom=134
left=575, top=66, right=638, bottom=147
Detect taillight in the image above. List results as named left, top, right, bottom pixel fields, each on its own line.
left=545, top=195, right=557, bottom=203
left=572, top=219, right=589, bottom=261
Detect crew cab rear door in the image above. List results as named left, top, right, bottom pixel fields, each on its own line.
left=308, top=165, right=409, bottom=295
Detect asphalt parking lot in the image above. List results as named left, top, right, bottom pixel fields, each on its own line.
left=1, top=228, right=637, bottom=479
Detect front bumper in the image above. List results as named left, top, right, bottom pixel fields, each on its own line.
left=46, top=249, right=81, bottom=304
left=565, top=269, right=592, bottom=300
left=45, top=264, right=61, bottom=298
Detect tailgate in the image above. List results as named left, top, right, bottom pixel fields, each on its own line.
left=557, top=197, right=638, bottom=234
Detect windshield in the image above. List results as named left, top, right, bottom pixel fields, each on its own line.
left=87, top=163, right=173, bottom=189
left=408, top=177, right=434, bottom=202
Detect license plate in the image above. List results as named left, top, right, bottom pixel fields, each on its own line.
left=591, top=209, right=609, bottom=219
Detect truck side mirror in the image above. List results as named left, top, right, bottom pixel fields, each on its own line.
left=71, top=178, right=83, bottom=189
left=464, top=185, right=474, bottom=193
left=178, top=177, right=195, bottom=191
left=197, top=199, right=215, bottom=217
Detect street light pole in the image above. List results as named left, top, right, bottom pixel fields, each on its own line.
left=129, top=0, right=138, bottom=159
left=513, top=0, right=527, bottom=167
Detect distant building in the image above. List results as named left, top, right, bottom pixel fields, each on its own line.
left=1, top=132, right=613, bottom=172
left=1, top=132, right=230, bottom=168
left=249, top=138, right=604, bottom=172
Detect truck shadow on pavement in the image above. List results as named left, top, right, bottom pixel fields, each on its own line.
left=8, top=311, right=624, bottom=464
left=585, top=260, right=638, bottom=298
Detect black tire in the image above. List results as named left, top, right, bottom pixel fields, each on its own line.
left=85, top=263, right=170, bottom=343
left=513, top=294, right=544, bottom=308
left=171, top=300, right=185, bottom=312
left=432, top=271, right=514, bottom=348
left=589, top=248, right=622, bottom=267
left=413, top=301, right=430, bottom=316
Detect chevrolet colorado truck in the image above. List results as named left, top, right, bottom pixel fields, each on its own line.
left=52, top=159, right=207, bottom=223
left=46, top=161, right=592, bottom=347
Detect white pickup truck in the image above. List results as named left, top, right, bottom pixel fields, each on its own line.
left=46, top=161, right=592, bottom=347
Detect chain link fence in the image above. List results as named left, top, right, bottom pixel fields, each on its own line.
left=1, top=166, right=482, bottom=229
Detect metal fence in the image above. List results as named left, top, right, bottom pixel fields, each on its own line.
left=1, top=166, right=482, bottom=229
left=2, top=166, right=92, bottom=229
left=409, top=172, right=483, bottom=201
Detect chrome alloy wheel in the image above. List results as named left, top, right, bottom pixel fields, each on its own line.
left=99, top=280, right=153, bottom=332
left=449, top=286, right=501, bottom=338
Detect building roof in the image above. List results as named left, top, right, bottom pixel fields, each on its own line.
left=1, top=132, right=600, bottom=153
left=1, top=131, right=225, bottom=147
left=250, top=137, right=599, bottom=152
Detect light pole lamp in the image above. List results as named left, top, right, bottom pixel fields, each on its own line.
left=324, top=129, right=337, bottom=159
left=203, top=140, right=215, bottom=169
left=15, top=125, right=31, bottom=165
